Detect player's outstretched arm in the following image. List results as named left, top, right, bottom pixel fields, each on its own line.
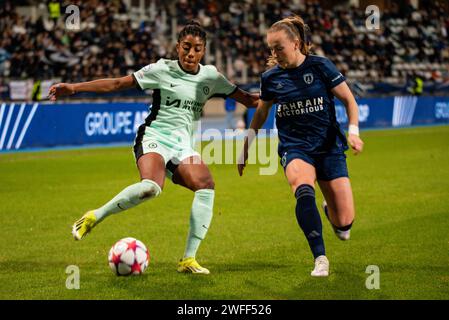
left=237, top=99, right=273, bottom=176
left=331, top=82, right=364, bottom=155
left=48, top=75, right=136, bottom=101
left=229, top=88, right=259, bottom=108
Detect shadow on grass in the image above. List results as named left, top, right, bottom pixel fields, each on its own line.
left=207, top=261, right=291, bottom=273
left=0, top=260, right=70, bottom=273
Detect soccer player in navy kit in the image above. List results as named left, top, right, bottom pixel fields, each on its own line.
left=238, top=16, right=364, bottom=277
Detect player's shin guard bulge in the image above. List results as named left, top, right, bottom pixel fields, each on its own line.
left=72, top=179, right=162, bottom=240
left=189, top=189, right=215, bottom=240
left=94, top=179, right=162, bottom=222
left=295, top=184, right=326, bottom=259
left=181, top=189, right=214, bottom=272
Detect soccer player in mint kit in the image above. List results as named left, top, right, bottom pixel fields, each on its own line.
left=238, top=16, right=364, bottom=277
left=49, top=21, right=258, bottom=274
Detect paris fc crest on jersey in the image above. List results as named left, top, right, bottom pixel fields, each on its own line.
left=303, top=73, right=314, bottom=84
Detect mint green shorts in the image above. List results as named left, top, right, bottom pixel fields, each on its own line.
left=133, top=125, right=200, bottom=179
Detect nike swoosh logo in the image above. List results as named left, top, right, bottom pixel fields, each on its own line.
left=170, top=84, right=180, bottom=87
left=117, top=203, right=125, bottom=210
left=202, top=225, right=208, bottom=229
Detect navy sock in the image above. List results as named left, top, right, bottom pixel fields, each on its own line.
left=295, top=184, right=325, bottom=259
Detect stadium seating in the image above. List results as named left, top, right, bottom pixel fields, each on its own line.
left=0, top=0, right=448, bottom=98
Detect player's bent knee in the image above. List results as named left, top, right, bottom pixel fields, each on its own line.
left=192, top=177, right=215, bottom=191
left=204, top=179, right=215, bottom=190
left=139, top=179, right=162, bottom=200
left=294, top=184, right=315, bottom=199
left=291, top=181, right=315, bottom=194
left=333, top=216, right=354, bottom=229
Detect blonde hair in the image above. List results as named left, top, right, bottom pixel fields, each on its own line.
left=267, top=15, right=312, bottom=67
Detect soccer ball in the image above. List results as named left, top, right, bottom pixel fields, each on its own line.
left=108, top=237, right=150, bottom=276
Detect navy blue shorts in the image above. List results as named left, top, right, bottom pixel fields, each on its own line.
left=280, top=149, right=349, bottom=181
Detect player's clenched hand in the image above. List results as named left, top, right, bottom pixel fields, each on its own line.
left=348, top=134, right=364, bottom=155
left=48, top=83, right=76, bottom=101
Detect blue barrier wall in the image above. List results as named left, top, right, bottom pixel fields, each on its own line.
left=0, top=102, right=149, bottom=151
left=1, top=97, right=449, bottom=152
left=246, top=96, right=449, bottom=130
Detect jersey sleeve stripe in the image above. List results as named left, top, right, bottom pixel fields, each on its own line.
left=210, top=85, right=238, bottom=99
left=328, top=74, right=346, bottom=89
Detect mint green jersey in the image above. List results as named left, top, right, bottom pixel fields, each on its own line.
left=133, top=59, right=237, bottom=137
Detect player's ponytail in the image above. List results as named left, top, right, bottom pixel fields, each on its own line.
left=178, top=20, right=207, bottom=44
left=267, top=15, right=312, bottom=67
left=288, top=16, right=311, bottom=54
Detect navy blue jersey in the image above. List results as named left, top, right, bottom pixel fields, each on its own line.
left=260, top=55, right=348, bottom=155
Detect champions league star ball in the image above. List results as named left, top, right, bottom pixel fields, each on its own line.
left=108, top=237, right=150, bottom=276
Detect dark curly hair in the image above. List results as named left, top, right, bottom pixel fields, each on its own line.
left=178, top=20, right=207, bottom=44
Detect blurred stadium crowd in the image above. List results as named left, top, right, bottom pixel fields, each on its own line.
left=0, top=0, right=448, bottom=98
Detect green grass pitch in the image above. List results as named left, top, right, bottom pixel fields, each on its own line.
left=1, top=125, right=448, bottom=299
